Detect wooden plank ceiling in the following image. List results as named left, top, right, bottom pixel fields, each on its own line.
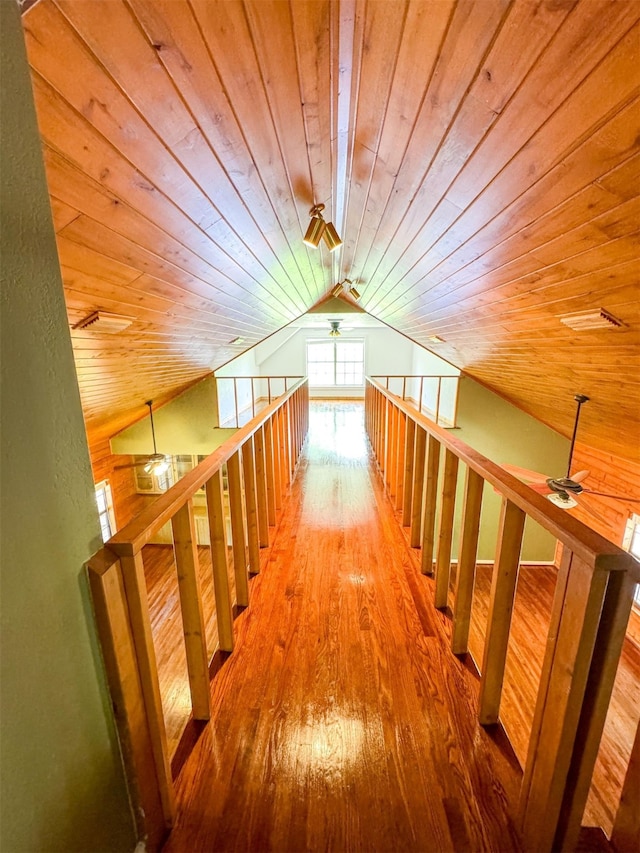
left=22, top=0, right=640, bottom=462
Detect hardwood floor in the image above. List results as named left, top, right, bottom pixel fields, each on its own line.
left=143, top=401, right=638, bottom=850
left=159, top=402, right=521, bottom=852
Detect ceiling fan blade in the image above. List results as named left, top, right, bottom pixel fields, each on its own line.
left=528, top=482, right=553, bottom=495
left=572, top=494, right=611, bottom=528
left=114, top=460, right=149, bottom=470
left=501, top=463, right=550, bottom=484
left=569, top=469, right=590, bottom=483
left=582, top=489, right=640, bottom=503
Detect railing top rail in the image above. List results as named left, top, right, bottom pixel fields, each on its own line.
left=215, top=375, right=304, bottom=379
left=370, top=374, right=459, bottom=378
left=108, top=378, right=307, bottom=557
left=367, top=377, right=637, bottom=575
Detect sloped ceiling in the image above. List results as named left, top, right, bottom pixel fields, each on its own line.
left=22, top=0, right=639, bottom=461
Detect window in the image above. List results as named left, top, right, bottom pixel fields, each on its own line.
left=95, top=480, right=116, bottom=543
left=307, top=339, right=364, bottom=387
left=622, top=514, right=640, bottom=607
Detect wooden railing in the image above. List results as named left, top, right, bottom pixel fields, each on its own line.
left=371, top=374, right=460, bottom=426
left=365, top=377, right=639, bottom=853
left=216, top=375, right=304, bottom=427
left=87, top=379, right=309, bottom=849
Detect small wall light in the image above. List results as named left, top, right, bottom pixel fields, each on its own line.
left=329, top=320, right=341, bottom=337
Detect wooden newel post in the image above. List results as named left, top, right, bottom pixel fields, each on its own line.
left=88, top=550, right=171, bottom=850
left=518, top=552, right=635, bottom=852
left=115, top=548, right=176, bottom=824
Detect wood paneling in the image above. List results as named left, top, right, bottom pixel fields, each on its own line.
left=21, top=0, right=639, bottom=464
left=88, top=435, right=147, bottom=529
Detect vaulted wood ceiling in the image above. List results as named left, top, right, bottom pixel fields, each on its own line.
left=22, top=0, right=639, bottom=462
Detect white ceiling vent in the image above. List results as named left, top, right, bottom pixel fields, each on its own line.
left=73, top=311, right=134, bottom=333
left=559, top=308, right=626, bottom=331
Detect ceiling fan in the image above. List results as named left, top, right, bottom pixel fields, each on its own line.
left=115, top=400, right=171, bottom=475
left=502, top=394, right=639, bottom=517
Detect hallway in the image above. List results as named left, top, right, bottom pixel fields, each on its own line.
left=162, top=402, right=521, bottom=852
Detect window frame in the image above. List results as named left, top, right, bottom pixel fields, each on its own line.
left=306, top=337, right=365, bottom=388
left=95, top=479, right=116, bottom=543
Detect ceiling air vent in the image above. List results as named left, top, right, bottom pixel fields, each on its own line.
left=559, top=308, right=625, bottom=331
left=73, top=311, right=134, bottom=333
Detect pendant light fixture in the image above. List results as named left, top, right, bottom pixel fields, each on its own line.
left=303, top=204, right=342, bottom=252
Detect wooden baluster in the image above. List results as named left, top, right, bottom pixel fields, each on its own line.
left=253, top=426, right=270, bottom=547
left=241, top=435, right=261, bottom=575
left=478, top=498, right=525, bottom=724
left=171, top=501, right=211, bottom=721
left=118, top=549, right=176, bottom=822
left=402, top=418, right=416, bottom=527
left=377, top=390, right=384, bottom=466
left=518, top=552, right=625, bottom=852
left=421, top=435, right=441, bottom=576
left=395, top=410, right=406, bottom=512
left=279, top=404, right=290, bottom=486
left=435, top=377, right=442, bottom=425
left=410, top=426, right=427, bottom=548
left=88, top=550, right=170, bottom=847
left=388, top=404, right=398, bottom=496
left=552, top=565, right=638, bottom=852
left=227, top=450, right=249, bottom=607
left=263, top=417, right=277, bottom=526
left=451, top=467, right=483, bottom=655
left=382, top=398, right=390, bottom=480
left=205, top=469, right=234, bottom=652
left=434, top=449, right=459, bottom=609
left=611, top=719, right=640, bottom=853
left=272, top=409, right=283, bottom=510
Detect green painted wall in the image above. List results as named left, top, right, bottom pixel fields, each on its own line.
left=111, top=376, right=237, bottom=455
left=0, top=6, right=135, bottom=850
left=453, top=377, right=570, bottom=561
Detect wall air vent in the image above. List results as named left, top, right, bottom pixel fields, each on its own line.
left=559, top=308, right=626, bottom=331
left=73, top=311, right=134, bottom=333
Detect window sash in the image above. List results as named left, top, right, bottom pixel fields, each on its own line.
left=307, top=339, right=364, bottom=387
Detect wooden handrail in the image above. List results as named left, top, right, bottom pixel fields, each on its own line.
left=365, top=377, right=638, bottom=853
left=368, top=378, right=636, bottom=573
left=109, top=378, right=307, bottom=556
